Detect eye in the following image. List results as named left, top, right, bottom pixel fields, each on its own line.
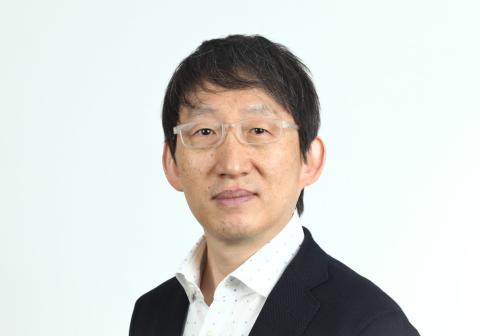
left=193, top=128, right=215, bottom=136
left=250, top=127, right=269, bottom=135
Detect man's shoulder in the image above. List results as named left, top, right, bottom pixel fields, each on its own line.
left=299, top=229, right=405, bottom=313
left=130, top=278, right=189, bottom=336
left=328, top=254, right=402, bottom=307
left=134, top=277, right=184, bottom=308
left=292, top=229, right=419, bottom=335
left=311, top=251, right=417, bottom=334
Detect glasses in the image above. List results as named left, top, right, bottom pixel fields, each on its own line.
left=173, top=118, right=299, bottom=149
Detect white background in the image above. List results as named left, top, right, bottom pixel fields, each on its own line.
left=1, top=0, right=479, bottom=335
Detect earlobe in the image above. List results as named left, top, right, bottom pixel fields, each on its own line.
left=300, top=136, right=326, bottom=187
left=162, top=143, right=184, bottom=192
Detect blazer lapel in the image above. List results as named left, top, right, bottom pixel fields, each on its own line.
left=249, top=227, right=329, bottom=336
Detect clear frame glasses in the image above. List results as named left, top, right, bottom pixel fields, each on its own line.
left=173, top=118, right=299, bottom=149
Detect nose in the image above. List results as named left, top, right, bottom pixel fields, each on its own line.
left=214, top=126, right=253, bottom=178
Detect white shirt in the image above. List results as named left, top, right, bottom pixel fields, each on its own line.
left=175, top=214, right=305, bottom=336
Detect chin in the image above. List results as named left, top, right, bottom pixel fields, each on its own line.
left=209, top=217, right=262, bottom=243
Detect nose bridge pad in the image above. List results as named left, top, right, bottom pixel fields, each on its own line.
left=222, top=123, right=245, bottom=146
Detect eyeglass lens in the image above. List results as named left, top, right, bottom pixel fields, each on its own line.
left=180, top=119, right=283, bottom=148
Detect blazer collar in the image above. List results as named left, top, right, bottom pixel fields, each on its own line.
left=249, top=226, right=329, bottom=336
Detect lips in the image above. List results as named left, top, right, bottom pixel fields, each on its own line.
left=213, top=189, right=256, bottom=206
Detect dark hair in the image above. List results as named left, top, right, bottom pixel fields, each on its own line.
left=162, top=34, right=320, bottom=216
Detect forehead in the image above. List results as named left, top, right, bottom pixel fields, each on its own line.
left=179, top=84, right=292, bottom=121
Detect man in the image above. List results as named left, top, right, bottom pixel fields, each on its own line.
left=129, top=35, right=420, bottom=336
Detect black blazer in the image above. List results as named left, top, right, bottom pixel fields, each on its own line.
left=129, top=227, right=420, bottom=335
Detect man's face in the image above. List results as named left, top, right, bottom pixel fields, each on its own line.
left=164, top=84, right=322, bottom=245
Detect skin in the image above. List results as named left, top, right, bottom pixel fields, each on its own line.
left=163, top=84, right=325, bottom=305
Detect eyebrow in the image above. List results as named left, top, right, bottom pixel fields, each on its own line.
left=186, top=104, right=278, bottom=119
left=242, top=104, right=278, bottom=116
left=186, top=105, right=217, bottom=119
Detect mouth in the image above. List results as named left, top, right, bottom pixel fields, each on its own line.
left=212, top=189, right=257, bottom=207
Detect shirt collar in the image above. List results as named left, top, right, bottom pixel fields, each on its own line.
left=230, top=213, right=304, bottom=297
left=175, top=213, right=304, bottom=301
left=175, top=237, right=206, bottom=302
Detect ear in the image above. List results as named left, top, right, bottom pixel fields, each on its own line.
left=299, top=136, right=326, bottom=188
left=162, top=143, right=184, bottom=192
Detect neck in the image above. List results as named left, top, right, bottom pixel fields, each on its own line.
left=200, top=235, right=264, bottom=305
left=200, top=214, right=295, bottom=305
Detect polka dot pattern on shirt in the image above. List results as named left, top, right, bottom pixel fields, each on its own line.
left=176, top=214, right=304, bottom=336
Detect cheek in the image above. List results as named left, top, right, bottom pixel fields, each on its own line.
left=178, top=153, right=215, bottom=195
left=261, top=147, right=303, bottom=191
